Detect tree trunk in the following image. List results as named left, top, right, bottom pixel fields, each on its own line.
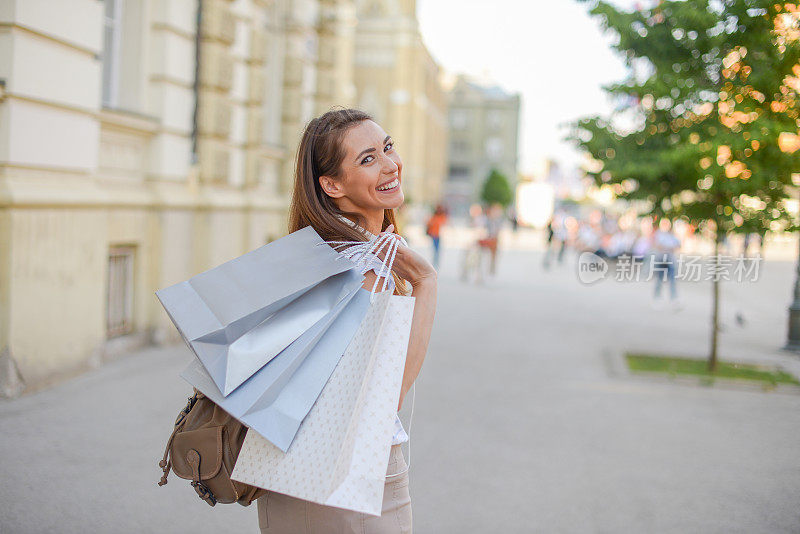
left=708, top=233, right=721, bottom=373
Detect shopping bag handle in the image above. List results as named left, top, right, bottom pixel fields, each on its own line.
left=318, top=223, right=408, bottom=302
left=385, top=383, right=414, bottom=479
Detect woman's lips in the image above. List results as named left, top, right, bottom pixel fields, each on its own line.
left=377, top=177, right=400, bottom=192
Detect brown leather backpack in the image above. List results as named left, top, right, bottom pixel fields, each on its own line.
left=157, top=389, right=268, bottom=506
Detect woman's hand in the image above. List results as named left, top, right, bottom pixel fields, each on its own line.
left=379, top=225, right=437, bottom=287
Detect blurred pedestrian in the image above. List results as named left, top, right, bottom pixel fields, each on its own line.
left=632, top=218, right=653, bottom=264
left=651, top=218, right=681, bottom=309
left=544, top=215, right=555, bottom=269
left=461, top=203, right=488, bottom=284
left=742, top=232, right=764, bottom=258
left=720, top=232, right=731, bottom=256
left=483, top=203, right=504, bottom=276
left=576, top=220, right=601, bottom=254
left=425, top=203, right=448, bottom=270
left=543, top=211, right=567, bottom=269
left=509, top=205, right=519, bottom=232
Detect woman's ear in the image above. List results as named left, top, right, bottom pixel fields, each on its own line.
left=319, top=175, right=344, bottom=199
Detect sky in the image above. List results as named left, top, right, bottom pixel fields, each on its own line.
left=417, top=0, right=639, bottom=177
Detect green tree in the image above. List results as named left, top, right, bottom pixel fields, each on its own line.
left=480, top=168, right=514, bottom=207
left=570, top=1, right=800, bottom=371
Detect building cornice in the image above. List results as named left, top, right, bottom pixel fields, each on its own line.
left=149, top=74, right=195, bottom=90
left=3, top=92, right=98, bottom=117
left=0, top=166, right=289, bottom=211
left=1, top=94, right=188, bottom=142
left=151, top=22, right=196, bottom=42
left=0, top=23, right=99, bottom=58
left=98, top=108, right=160, bottom=136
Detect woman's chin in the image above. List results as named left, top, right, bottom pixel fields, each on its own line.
left=386, top=190, right=404, bottom=209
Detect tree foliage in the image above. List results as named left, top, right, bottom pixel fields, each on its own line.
left=481, top=168, right=514, bottom=207
left=570, top=0, right=800, bottom=236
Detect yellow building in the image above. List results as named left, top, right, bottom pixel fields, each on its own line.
left=0, top=0, right=447, bottom=397
left=353, top=0, right=448, bottom=209
left=1, top=0, right=205, bottom=396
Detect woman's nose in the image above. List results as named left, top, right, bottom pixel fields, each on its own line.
left=382, top=156, right=399, bottom=173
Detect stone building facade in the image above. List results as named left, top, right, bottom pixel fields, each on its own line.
left=444, top=74, right=521, bottom=216
left=0, top=0, right=446, bottom=396
left=353, top=0, right=448, bottom=208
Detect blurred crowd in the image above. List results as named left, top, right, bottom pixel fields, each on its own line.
left=543, top=208, right=765, bottom=266
left=420, top=202, right=767, bottom=308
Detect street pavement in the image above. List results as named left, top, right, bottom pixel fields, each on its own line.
left=2, top=226, right=799, bottom=533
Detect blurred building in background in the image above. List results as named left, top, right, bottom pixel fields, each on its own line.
left=353, top=0, right=448, bottom=208
left=444, top=74, right=521, bottom=217
left=0, top=0, right=447, bottom=396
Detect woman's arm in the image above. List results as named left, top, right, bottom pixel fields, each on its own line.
left=382, top=239, right=437, bottom=410
left=398, top=276, right=436, bottom=410
left=360, top=271, right=437, bottom=410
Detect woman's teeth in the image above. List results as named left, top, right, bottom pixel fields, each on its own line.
left=377, top=178, right=399, bottom=191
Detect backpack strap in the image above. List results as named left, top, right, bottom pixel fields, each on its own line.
left=157, top=391, right=201, bottom=486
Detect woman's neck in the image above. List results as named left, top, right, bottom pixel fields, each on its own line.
left=340, top=209, right=383, bottom=236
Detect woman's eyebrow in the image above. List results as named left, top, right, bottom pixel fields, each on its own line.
left=354, top=135, right=392, bottom=162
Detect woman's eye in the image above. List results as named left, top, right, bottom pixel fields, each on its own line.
left=361, top=143, right=393, bottom=164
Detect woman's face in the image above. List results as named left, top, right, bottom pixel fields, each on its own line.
left=319, top=120, right=404, bottom=216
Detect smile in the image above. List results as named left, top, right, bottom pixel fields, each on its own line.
left=377, top=178, right=400, bottom=192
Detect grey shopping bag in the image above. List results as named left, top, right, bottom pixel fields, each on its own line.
left=180, top=278, right=373, bottom=452
left=155, top=225, right=358, bottom=396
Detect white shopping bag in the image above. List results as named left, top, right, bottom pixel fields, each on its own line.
left=230, top=288, right=415, bottom=516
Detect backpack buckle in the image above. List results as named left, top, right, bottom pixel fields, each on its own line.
left=174, top=393, right=198, bottom=426
left=191, top=480, right=217, bottom=506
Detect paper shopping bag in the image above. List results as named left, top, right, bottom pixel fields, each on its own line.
left=230, top=289, right=416, bottom=516
left=179, top=274, right=372, bottom=452
left=155, top=225, right=358, bottom=396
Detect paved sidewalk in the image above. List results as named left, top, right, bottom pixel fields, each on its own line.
left=1, top=230, right=799, bottom=533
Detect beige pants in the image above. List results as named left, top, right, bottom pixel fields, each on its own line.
left=256, top=444, right=412, bottom=534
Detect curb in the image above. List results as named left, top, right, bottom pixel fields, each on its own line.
left=601, top=348, right=800, bottom=395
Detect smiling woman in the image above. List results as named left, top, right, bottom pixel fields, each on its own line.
left=257, top=108, right=438, bottom=534
left=317, top=120, right=405, bottom=227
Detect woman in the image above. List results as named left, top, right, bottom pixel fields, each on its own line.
left=256, top=108, right=437, bottom=533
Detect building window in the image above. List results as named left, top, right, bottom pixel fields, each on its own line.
left=107, top=246, right=135, bottom=337
left=485, top=137, right=504, bottom=160
left=488, top=109, right=504, bottom=130
left=102, top=0, right=123, bottom=108
left=450, top=140, right=469, bottom=154
left=448, top=165, right=470, bottom=182
left=101, top=0, right=145, bottom=111
left=450, top=110, right=468, bottom=130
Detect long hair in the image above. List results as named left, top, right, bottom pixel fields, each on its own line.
left=288, top=107, right=410, bottom=296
